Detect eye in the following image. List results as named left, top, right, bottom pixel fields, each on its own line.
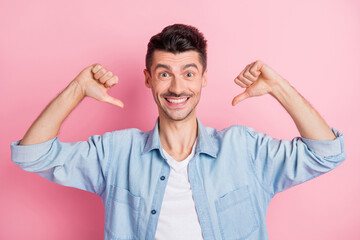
left=160, top=72, right=169, bottom=77
left=186, top=72, right=194, bottom=77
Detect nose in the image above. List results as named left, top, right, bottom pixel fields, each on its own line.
left=168, top=76, right=185, bottom=95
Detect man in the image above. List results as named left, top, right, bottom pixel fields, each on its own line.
left=11, top=24, right=346, bottom=240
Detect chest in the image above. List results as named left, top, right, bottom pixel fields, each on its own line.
left=103, top=150, right=265, bottom=240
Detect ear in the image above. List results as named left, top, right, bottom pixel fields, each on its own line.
left=144, top=69, right=151, bottom=88
left=201, top=68, right=208, bottom=87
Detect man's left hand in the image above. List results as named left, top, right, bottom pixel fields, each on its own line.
left=232, top=60, right=285, bottom=106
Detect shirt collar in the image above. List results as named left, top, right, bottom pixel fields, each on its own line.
left=142, top=117, right=218, bottom=158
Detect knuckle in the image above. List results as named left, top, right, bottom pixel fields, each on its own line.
left=105, top=81, right=112, bottom=88
left=99, top=77, right=107, bottom=83
left=256, top=59, right=263, bottom=66
left=92, top=64, right=103, bottom=74
left=106, top=78, right=117, bottom=87
left=237, top=81, right=245, bottom=87
left=96, top=69, right=106, bottom=79
left=94, top=71, right=102, bottom=78
left=94, top=74, right=100, bottom=80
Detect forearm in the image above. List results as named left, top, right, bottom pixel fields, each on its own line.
left=19, top=81, right=85, bottom=145
left=270, top=78, right=336, bottom=140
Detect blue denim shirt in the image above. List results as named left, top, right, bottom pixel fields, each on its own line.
left=10, top=117, right=346, bottom=240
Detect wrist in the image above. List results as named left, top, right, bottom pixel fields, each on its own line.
left=69, top=80, right=86, bottom=100
left=269, top=77, right=293, bottom=102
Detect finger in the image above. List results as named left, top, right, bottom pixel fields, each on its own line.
left=94, top=67, right=107, bottom=80
left=104, top=76, right=119, bottom=88
left=236, top=71, right=253, bottom=86
left=92, top=64, right=102, bottom=74
left=237, top=67, right=253, bottom=86
left=236, top=66, right=247, bottom=80
left=103, top=94, right=124, bottom=108
left=234, top=78, right=247, bottom=88
left=239, top=76, right=253, bottom=86
left=232, top=91, right=250, bottom=106
left=99, top=71, right=113, bottom=84
left=250, top=60, right=264, bottom=77
left=244, top=62, right=257, bottom=81
left=243, top=71, right=257, bottom=82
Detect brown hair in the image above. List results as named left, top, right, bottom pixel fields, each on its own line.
left=145, top=23, right=207, bottom=76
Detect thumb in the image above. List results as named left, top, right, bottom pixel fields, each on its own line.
left=232, top=91, right=250, bottom=106
left=103, top=94, right=124, bottom=108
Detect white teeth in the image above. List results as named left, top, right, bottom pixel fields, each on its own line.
left=166, top=97, right=188, bottom=104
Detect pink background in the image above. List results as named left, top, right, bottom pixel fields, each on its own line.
left=1, top=0, right=359, bottom=239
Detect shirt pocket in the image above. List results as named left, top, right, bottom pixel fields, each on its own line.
left=215, top=185, right=259, bottom=240
left=105, top=185, right=143, bottom=240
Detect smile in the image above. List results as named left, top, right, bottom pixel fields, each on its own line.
left=164, top=97, right=190, bottom=107
left=165, top=97, right=189, bottom=103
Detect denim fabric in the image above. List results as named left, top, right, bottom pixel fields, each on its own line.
left=10, top=117, right=346, bottom=240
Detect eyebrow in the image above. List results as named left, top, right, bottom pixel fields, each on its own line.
left=154, top=63, right=199, bottom=72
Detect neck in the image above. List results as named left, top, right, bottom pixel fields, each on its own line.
left=158, top=113, right=198, bottom=161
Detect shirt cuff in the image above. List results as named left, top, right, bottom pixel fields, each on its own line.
left=10, top=137, right=58, bottom=163
left=300, top=127, right=344, bottom=157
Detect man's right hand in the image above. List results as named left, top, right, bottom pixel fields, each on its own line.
left=73, top=63, right=124, bottom=108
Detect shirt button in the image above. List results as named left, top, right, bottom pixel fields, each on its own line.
left=160, top=176, right=165, bottom=181
left=151, top=209, right=157, bottom=215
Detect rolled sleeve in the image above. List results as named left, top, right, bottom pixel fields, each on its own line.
left=245, top=126, right=346, bottom=195
left=10, top=133, right=114, bottom=195
left=11, top=137, right=58, bottom=164
left=300, top=127, right=345, bottom=157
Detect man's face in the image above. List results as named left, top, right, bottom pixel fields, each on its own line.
left=144, top=50, right=207, bottom=122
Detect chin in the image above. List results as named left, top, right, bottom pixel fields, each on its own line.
left=163, top=109, right=195, bottom=122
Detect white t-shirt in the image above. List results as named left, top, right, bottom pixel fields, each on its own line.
left=154, top=139, right=204, bottom=240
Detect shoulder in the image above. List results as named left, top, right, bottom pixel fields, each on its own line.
left=204, top=124, right=271, bottom=145
left=206, top=124, right=251, bottom=137
left=110, top=128, right=146, bottom=138
left=201, top=124, right=255, bottom=144
left=84, top=128, right=146, bottom=145
left=101, top=128, right=149, bottom=145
